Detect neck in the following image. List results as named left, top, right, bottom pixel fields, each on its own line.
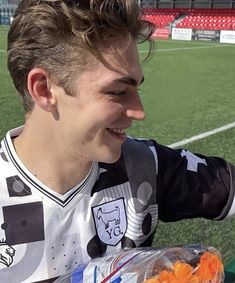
left=13, top=119, right=92, bottom=195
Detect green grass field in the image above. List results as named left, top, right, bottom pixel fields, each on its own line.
left=1, top=26, right=235, bottom=264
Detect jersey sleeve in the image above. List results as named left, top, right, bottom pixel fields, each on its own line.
left=154, top=142, right=235, bottom=222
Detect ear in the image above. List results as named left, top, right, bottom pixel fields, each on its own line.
left=27, top=68, right=57, bottom=112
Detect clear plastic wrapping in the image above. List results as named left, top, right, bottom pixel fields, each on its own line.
left=55, top=244, right=224, bottom=283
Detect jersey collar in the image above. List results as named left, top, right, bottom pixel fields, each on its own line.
left=1, top=126, right=98, bottom=207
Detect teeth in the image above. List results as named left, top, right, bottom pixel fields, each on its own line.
left=108, top=128, right=125, bottom=135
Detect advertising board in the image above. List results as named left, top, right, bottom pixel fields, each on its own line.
left=220, top=30, right=235, bottom=44
left=152, top=28, right=170, bottom=39
left=171, top=28, right=192, bottom=41
left=192, top=30, right=220, bottom=42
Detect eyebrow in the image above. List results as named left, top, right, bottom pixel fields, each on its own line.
left=111, top=76, right=145, bottom=87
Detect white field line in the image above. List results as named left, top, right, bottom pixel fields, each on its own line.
left=0, top=46, right=220, bottom=54
left=1, top=43, right=232, bottom=54
left=168, top=121, right=235, bottom=149
left=1, top=44, right=232, bottom=54
left=139, top=44, right=232, bottom=53
left=156, top=40, right=214, bottom=44
left=155, top=40, right=231, bottom=46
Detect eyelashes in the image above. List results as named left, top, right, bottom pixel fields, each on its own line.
left=105, top=88, right=141, bottom=97
left=106, top=91, right=127, bottom=96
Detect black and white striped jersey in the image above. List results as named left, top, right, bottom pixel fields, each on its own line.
left=0, top=126, right=234, bottom=283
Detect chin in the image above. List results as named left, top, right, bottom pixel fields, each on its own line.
left=99, top=149, right=121, bottom=164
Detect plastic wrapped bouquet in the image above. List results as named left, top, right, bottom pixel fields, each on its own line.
left=55, top=244, right=224, bottom=283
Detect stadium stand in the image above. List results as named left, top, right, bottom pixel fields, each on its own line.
left=144, top=8, right=181, bottom=28
left=1, top=0, right=235, bottom=31
left=144, top=8, right=235, bottom=30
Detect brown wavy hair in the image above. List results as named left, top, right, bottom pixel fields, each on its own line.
left=7, top=0, right=155, bottom=112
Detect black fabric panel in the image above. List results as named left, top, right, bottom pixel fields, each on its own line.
left=139, top=231, right=156, bottom=247
left=155, top=143, right=232, bottom=221
left=91, top=156, right=129, bottom=195
left=122, top=138, right=157, bottom=206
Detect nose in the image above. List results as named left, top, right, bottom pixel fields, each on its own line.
left=124, top=92, right=145, bottom=121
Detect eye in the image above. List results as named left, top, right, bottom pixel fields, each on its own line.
left=105, top=91, right=128, bottom=96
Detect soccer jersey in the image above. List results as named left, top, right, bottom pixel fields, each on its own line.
left=0, top=126, right=234, bottom=283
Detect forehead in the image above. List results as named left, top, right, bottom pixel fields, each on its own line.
left=78, top=36, right=143, bottom=88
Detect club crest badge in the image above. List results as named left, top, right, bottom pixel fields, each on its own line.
left=92, top=198, right=127, bottom=246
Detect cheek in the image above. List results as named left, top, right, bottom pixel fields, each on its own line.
left=88, top=101, right=123, bottom=125
left=59, top=99, right=123, bottom=138
left=83, top=103, right=124, bottom=140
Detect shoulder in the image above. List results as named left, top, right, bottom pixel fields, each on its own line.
left=122, top=137, right=158, bottom=173
left=122, top=137, right=157, bottom=155
left=124, top=136, right=156, bottom=146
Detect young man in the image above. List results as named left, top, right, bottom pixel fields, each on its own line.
left=0, top=0, right=234, bottom=282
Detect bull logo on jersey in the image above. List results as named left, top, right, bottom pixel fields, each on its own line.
left=0, top=241, right=15, bottom=267
left=92, top=198, right=127, bottom=246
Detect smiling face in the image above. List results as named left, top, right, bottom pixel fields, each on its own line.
left=52, top=36, right=145, bottom=163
